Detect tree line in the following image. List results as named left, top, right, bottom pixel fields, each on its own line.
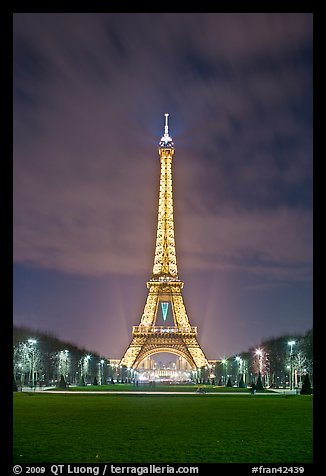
left=13, top=324, right=313, bottom=389
left=13, top=325, right=106, bottom=387
left=213, top=328, right=313, bottom=389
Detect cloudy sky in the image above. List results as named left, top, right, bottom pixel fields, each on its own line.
left=13, top=13, right=313, bottom=360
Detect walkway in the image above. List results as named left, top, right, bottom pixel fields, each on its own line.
left=18, top=386, right=299, bottom=396
left=21, top=389, right=282, bottom=396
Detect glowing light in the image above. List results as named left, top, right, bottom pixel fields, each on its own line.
left=288, top=341, right=295, bottom=352
left=139, top=374, right=148, bottom=381
left=161, top=302, right=169, bottom=321
left=159, top=113, right=173, bottom=147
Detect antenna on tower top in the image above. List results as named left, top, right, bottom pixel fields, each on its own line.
left=164, top=113, right=169, bottom=136
left=160, top=113, right=173, bottom=147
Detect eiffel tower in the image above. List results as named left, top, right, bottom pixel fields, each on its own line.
left=120, top=114, right=208, bottom=370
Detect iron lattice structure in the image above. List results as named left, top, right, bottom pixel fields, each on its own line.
left=120, top=114, right=208, bottom=370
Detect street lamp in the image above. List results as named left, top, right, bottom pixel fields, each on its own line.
left=100, top=359, right=105, bottom=385
left=255, top=349, right=263, bottom=369
left=28, top=339, right=37, bottom=387
left=221, top=359, right=227, bottom=385
left=235, top=356, right=242, bottom=385
left=208, top=364, right=213, bottom=384
left=18, top=363, right=23, bottom=386
left=85, top=355, right=91, bottom=383
left=255, top=348, right=264, bottom=387
left=288, top=341, right=296, bottom=390
left=64, top=350, right=69, bottom=383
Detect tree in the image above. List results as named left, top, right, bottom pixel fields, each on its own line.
left=300, top=374, right=312, bottom=395
left=14, top=340, right=42, bottom=386
left=301, top=329, right=313, bottom=378
left=57, top=374, right=67, bottom=388
left=256, top=333, right=303, bottom=387
left=79, top=375, right=86, bottom=386
left=292, top=350, right=307, bottom=386
left=93, top=376, right=98, bottom=386
left=226, top=376, right=233, bottom=387
left=13, top=325, right=104, bottom=386
left=256, top=372, right=264, bottom=391
left=238, top=375, right=246, bottom=388
left=13, top=374, right=18, bottom=392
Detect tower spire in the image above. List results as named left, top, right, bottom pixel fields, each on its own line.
left=164, top=113, right=169, bottom=136
left=159, top=113, right=173, bottom=147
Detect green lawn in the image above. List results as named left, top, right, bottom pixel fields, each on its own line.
left=13, top=393, right=312, bottom=463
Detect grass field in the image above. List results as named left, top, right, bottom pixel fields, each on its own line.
left=13, top=392, right=312, bottom=463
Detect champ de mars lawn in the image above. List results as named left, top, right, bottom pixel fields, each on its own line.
left=13, top=391, right=312, bottom=464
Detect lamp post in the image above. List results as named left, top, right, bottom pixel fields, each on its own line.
left=235, top=356, right=242, bottom=385
left=221, top=359, right=227, bottom=385
left=288, top=341, right=295, bottom=390
left=84, top=354, right=91, bottom=384
left=286, top=365, right=291, bottom=387
left=65, top=350, right=69, bottom=375
left=18, top=363, right=23, bottom=386
left=63, top=350, right=69, bottom=383
left=100, top=359, right=105, bottom=385
left=255, top=348, right=264, bottom=387
left=28, top=339, right=37, bottom=387
left=255, top=349, right=263, bottom=373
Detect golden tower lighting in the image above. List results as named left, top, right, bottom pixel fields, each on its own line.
left=120, top=114, right=208, bottom=370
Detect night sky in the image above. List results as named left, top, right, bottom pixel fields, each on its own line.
left=13, top=13, right=313, bottom=360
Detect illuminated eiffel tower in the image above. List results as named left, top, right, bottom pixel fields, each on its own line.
left=120, top=114, right=208, bottom=370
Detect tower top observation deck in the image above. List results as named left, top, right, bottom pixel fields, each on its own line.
left=159, top=113, right=174, bottom=148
